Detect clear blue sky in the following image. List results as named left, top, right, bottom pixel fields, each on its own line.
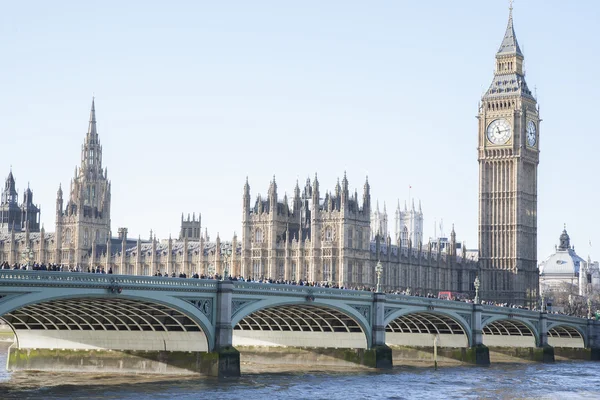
left=1, top=0, right=598, bottom=261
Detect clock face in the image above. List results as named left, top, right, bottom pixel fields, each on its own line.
left=487, top=119, right=511, bottom=145
left=527, top=121, right=537, bottom=147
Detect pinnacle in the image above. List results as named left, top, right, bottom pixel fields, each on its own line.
left=497, top=5, right=523, bottom=57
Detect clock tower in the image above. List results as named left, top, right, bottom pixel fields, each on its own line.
left=477, top=5, right=540, bottom=306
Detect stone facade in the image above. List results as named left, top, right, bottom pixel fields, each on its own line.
left=370, top=199, right=423, bottom=247
left=55, top=99, right=112, bottom=266
left=0, top=99, right=239, bottom=276
left=477, top=7, right=540, bottom=306
left=0, top=171, right=40, bottom=233
left=241, top=175, right=478, bottom=293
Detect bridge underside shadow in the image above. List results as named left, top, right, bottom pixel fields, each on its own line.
left=0, top=296, right=229, bottom=375
left=232, top=304, right=385, bottom=369
left=383, top=312, right=488, bottom=366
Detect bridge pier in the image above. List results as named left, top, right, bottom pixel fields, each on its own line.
left=586, top=319, right=600, bottom=361
left=536, top=312, right=555, bottom=362
left=468, top=303, right=490, bottom=365
left=369, top=292, right=393, bottom=368
left=210, top=280, right=241, bottom=377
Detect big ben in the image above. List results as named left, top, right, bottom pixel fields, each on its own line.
left=478, top=5, right=539, bottom=307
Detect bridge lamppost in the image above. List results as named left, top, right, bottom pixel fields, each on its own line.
left=587, top=298, right=593, bottom=320
left=474, top=275, right=480, bottom=305
left=21, top=247, right=34, bottom=269
left=222, top=248, right=232, bottom=280
left=540, top=291, right=546, bottom=312
left=375, top=261, right=383, bottom=293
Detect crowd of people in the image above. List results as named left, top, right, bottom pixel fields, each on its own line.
left=0, top=261, right=593, bottom=319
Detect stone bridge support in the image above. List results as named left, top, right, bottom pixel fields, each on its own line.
left=212, top=281, right=241, bottom=377
left=469, top=304, right=490, bottom=365
left=369, top=292, right=392, bottom=368
left=587, top=319, right=600, bottom=361
left=537, top=312, right=555, bottom=362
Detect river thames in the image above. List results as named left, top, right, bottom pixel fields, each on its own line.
left=1, top=342, right=600, bottom=399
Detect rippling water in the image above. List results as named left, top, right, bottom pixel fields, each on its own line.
left=1, top=342, right=600, bottom=399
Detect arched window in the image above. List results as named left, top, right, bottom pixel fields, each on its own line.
left=65, top=229, right=71, bottom=244
left=84, top=229, right=89, bottom=246
left=401, top=226, right=409, bottom=244
left=255, top=228, right=263, bottom=243
left=325, top=226, right=333, bottom=242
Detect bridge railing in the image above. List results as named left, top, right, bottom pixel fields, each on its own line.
left=385, top=294, right=474, bottom=310
left=0, top=270, right=218, bottom=290
left=232, top=281, right=375, bottom=299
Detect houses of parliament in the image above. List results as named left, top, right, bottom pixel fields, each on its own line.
left=0, top=7, right=539, bottom=305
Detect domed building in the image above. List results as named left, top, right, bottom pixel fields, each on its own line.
left=539, top=228, right=600, bottom=296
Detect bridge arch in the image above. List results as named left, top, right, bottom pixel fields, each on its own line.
left=384, top=309, right=472, bottom=348
left=481, top=316, right=539, bottom=347
left=547, top=323, right=586, bottom=348
left=0, top=290, right=214, bottom=352
left=231, top=298, right=372, bottom=349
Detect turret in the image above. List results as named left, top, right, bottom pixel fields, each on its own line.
left=293, top=179, right=301, bottom=216
left=362, top=176, right=370, bottom=212
left=268, top=175, right=277, bottom=214
left=56, top=184, right=63, bottom=216
left=312, top=173, right=320, bottom=213
left=243, top=177, right=251, bottom=216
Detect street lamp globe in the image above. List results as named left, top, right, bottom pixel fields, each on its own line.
left=474, top=275, right=481, bottom=304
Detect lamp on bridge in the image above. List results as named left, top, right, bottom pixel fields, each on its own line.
left=21, top=247, right=34, bottom=269
left=375, top=261, right=383, bottom=293
left=540, top=291, right=546, bottom=313
left=474, top=275, right=480, bottom=305
left=222, top=247, right=232, bottom=281
left=587, top=298, right=593, bottom=319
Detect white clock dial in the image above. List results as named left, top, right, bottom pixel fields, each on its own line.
left=487, top=119, right=511, bottom=145
left=526, top=121, right=537, bottom=147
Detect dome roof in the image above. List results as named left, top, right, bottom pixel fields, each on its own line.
left=539, top=228, right=584, bottom=276
left=539, top=247, right=584, bottom=276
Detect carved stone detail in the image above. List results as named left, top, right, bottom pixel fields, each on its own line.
left=350, top=304, right=370, bottom=321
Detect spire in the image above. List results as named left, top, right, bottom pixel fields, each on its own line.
left=88, top=97, right=98, bottom=138
left=497, top=2, right=523, bottom=57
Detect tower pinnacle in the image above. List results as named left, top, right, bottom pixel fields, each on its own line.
left=497, top=2, right=522, bottom=57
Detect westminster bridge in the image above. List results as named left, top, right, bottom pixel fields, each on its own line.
left=0, top=271, right=599, bottom=377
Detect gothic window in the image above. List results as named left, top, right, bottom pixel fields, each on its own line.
left=278, top=262, right=284, bottom=280
left=84, top=229, right=89, bottom=247
left=357, top=230, right=363, bottom=250
left=291, top=262, right=297, bottom=281
left=92, top=186, right=96, bottom=202
left=95, top=230, right=99, bottom=242
left=325, top=226, right=333, bottom=242
left=252, top=261, right=261, bottom=279
left=303, top=262, right=310, bottom=281
left=347, top=228, right=353, bottom=248
left=401, top=226, right=408, bottom=245
left=357, top=262, right=363, bottom=284
left=65, top=229, right=71, bottom=244
left=323, top=260, right=331, bottom=282
left=255, top=228, right=263, bottom=243
left=348, top=260, right=354, bottom=283
left=90, top=149, right=95, bottom=164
